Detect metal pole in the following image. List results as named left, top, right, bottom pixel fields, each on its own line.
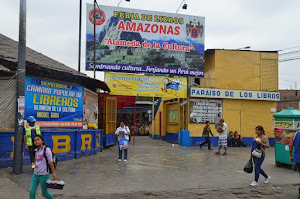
left=93, top=0, right=96, bottom=78
left=78, top=0, right=82, bottom=73
left=13, top=0, right=26, bottom=174
left=133, top=101, right=136, bottom=145
left=152, top=97, right=155, bottom=139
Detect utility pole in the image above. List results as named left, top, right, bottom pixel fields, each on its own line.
left=78, top=0, right=82, bottom=73
left=93, top=0, right=96, bottom=79
left=152, top=97, right=155, bottom=139
left=13, top=0, right=27, bottom=174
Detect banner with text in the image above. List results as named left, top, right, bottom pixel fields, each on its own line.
left=105, top=73, right=187, bottom=98
left=86, top=4, right=205, bottom=77
left=190, top=87, right=280, bottom=101
left=25, top=76, right=83, bottom=128
left=190, top=98, right=222, bottom=124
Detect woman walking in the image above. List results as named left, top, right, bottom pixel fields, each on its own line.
left=250, top=126, right=271, bottom=186
left=115, top=121, right=130, bottom=162
left=29, top=135, right=59, bottom=199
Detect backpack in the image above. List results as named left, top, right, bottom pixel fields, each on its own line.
left=125, top=126, right=131, bottom=142
left=43, top=145, right=58, bottom=174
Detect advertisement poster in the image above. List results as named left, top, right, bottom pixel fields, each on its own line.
left=169, top=109, right=178, bottom=123
left=105, top=72, right=187, bottom=98
left=86, top=4, right=205, bottom=77
left=189, top=98, right=222, bottom=124
left=25, top=76, right=83, bottom=128
left=83, top=89, right=98, bottom=129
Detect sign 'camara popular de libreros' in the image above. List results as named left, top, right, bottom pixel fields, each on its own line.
left=86, top=4, right=205, bottom=77
left=25, top=76, right=83, bottom=128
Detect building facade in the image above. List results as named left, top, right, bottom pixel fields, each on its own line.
left=150, top=49, right=279, bottom=146
left=277, top=90, right=300, bottom=111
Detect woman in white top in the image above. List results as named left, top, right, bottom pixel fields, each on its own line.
left=115, top=121, right=130, bottom=162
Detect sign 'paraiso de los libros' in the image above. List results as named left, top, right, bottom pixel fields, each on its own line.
left=190, top=88, right=280, bottom=101
left=86, top=4, right=205, bottom=77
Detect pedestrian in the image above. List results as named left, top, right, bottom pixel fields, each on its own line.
left=29, top=135, right=59, bottom=199
left=115, top=121, right=130, bottom=162
left=234, top=131, right=247, bottom=147
left=250, top=125, right=271, bottom=187
left=200, top=121, right=214, bottom=150
left=24, top=116, right=42, bottom=169
left=227, top=131, right=234, bottom=147
left=289, top=131, right=300, bottom=199
left=215, top=119, right=228, bottom=155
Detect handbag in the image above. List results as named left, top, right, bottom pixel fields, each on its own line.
left=118, top=138, right=129, bottom=150
left=252, top=148, right=262, bottom=158
left=244, top=159, right=253, bottom=173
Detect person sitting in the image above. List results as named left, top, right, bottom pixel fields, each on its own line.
left=227, top=131, right=234, bottom=147
left=233, top=131, right=247, bottom=147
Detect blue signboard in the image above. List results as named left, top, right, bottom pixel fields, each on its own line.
left=25, top=76, right=83, bottom=128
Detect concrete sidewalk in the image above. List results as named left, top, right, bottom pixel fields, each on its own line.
left=1, top=137, right=299, bottom=198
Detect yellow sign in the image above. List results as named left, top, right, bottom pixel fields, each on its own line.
left=105, top=73, right=187, bottom=98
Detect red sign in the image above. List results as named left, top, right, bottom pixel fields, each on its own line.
left=190, top=27, right=199, bottom=39
left=89, top=9, right=106, bottom=25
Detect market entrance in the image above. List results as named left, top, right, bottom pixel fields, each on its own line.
left=99, top=94, right=154, bottom=146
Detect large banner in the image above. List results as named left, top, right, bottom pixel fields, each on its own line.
left=25, top=76, right=83, bottom=128
left=86, top=4, right=205, bottom=77
left=105, top=73, right=187, bottom=98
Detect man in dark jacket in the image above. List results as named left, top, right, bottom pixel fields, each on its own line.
left=200, top=121, right=214, bottom=150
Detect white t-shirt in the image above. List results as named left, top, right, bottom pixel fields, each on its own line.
left=219, top=122, right=228, bottom=139
left=115, top=126, right=130, bottom=141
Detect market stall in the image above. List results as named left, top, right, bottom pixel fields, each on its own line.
left=273, top=107, right=300, bottom=170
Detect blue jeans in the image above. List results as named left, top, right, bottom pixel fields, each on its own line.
left=253, top=154, right=268, bottom=182
left=119, top=149, right=128, bottom=160
left=118, top=142, right=128, bottom=160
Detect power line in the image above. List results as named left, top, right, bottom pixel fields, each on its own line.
left=278, top=45, right=300, bottom=52
left=280, top=79, right=300, bottom=83
left=279, top=56, right=300, bottom=62
left=280, top=73, right=300, bottom=78
left=279, top=49, right=300, bottom=55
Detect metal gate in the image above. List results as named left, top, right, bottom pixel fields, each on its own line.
left=105, top=97, right=117, bottom=135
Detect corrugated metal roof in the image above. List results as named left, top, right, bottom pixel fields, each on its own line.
left=0, top=33, right=110, bottom=92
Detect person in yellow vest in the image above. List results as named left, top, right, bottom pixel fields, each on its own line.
left=23, top=116, right=41, bottom=168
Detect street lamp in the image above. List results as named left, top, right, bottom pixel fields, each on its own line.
left=118, top=0, right=130, bottom=7
left=237, top=46, right=251, bottom=50
left=176, top=0, right=188, bottom=13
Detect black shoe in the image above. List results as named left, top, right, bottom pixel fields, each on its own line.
left=208, top=148, right=213, bottom=150
left=222, top=152, right=227, bottom=155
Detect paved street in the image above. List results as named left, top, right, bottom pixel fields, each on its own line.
left=0, top=137, right=299, bottom=198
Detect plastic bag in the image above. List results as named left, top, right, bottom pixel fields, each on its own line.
left=244, top=159, right=253, bottom=173
left=118, top=138, right=129, bottom=150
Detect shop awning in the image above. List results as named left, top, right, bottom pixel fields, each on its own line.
left=273, top=107, right=300, bottom=118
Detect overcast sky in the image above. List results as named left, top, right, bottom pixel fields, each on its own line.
left=1, top=0, right=300, bottom=89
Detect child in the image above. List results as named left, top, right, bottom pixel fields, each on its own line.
left=200, top=121, right=214, bottom=150
left=29, top=135, right=59, bottom=199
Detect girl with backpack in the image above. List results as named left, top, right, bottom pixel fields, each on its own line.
left=29, top=135, right=59, bottom=199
